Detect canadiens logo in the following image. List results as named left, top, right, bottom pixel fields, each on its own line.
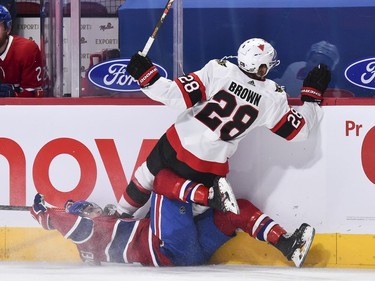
left=87, top=58, right=168, bottom=92
left=345, top=58, right=375, bottom=90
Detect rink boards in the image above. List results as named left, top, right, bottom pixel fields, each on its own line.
left=0, top=99, right=375, bottom=267
left=1, top=228, right=375, bottom=268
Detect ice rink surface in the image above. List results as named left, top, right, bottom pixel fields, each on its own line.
left=1, top=262, right=375, bottom=281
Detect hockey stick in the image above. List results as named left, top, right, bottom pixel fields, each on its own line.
left=0, top=205, right=30, bottom=211
left=140, top=0, right=175, bottom=56
left=0, top=205, right=67, bottom=212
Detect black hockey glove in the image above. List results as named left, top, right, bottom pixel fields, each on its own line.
left=301, top=64, right=331, bottom=104
left=0, top=84, right=16, bottom=97
left=33, top=193, right=47, bottom=213
left=127, top=52, right=160, bottom=88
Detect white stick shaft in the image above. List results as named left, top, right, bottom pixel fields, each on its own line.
left=0, top=205, right=30, bottom=211
left=141, top=37, right=155, bottom=57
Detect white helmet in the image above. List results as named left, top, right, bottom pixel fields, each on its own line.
left=237, top=38, right=280, bottom=76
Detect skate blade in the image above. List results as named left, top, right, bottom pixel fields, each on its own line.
left=291, top=226, right=315, bottom=268
left=218, top=178, right=240, bottom=215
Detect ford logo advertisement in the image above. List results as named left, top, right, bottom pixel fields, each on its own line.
left=87, top=58, right=168, bottom=92
left=345, top=58, right=375, bottom=90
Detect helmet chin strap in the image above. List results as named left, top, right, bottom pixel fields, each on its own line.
left=254, top=73, right=266, bottom=81
left=239, top=68, right=266, bottom=81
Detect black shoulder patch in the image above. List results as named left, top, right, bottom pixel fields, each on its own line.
left=275, top=83, right=285, bottom=93
left=215, top=59, right=228, bottom=67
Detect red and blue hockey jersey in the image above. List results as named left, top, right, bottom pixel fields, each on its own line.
left=30, top=207, right=172, bottom=266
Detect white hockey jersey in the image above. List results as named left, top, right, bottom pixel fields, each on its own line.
left=142, top=59, right=323, bottom=176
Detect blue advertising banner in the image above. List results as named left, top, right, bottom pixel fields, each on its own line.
left=119, top=1, right=375, bottom=97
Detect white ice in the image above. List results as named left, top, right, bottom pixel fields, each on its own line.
left=1, top=262, right=375, bottom=281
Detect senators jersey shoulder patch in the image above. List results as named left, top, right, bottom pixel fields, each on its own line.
left=275, top=83, right=285, bottom=93
left=215, top=59, right=228, bottom=67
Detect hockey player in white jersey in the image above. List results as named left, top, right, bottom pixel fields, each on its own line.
left=119, top=38, right=330, bottom=267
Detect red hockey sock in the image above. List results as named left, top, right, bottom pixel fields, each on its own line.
left=213, top=199, right=286, bottom=245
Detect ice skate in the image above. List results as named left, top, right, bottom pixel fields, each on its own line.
left=208, top=177, right=239, bottom=214
left=274, top=223, right=315, bottom=268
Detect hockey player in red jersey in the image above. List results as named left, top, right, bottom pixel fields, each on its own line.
left=118, top=38, right=330, bottom=216
left=0, top=5, right=44, bottom=97
left=31, top=170, right=314, bottom=267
